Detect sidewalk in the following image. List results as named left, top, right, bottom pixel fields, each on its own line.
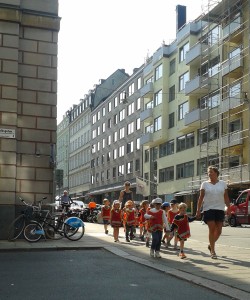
left=1, top=222, right=249, bottom=300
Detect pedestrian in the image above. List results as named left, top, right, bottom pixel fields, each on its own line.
left=138, top=200, right=149, bottom=241
left=101, top=198, right=111, bottom=234
left=167, top=199, right=179, bottom=249
left=119, top=181, right=133, bottom=209
left=60, top=190, right=73, bottom=212
left=196, top=165, right=231, bottom=259
left=110, top=200, right=122, bottom=242
left=161, top=202, right=171, bottom=246
left=171, top=202, right=196, bottom=259
left=145, top=201, right=154, bottom=247
left=123, top=200, right=136, bottom=242
left=145, top=197, right=170, bottom=258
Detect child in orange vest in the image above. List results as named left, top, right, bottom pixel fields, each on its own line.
left=145, top=201, right=154, bottom=247
left=123, top=200, right=136, bottom=242
left=101, top=198, right=111, bottom=234
left=138, top=200, right=149, bottom=241
left=145, top=198, right=170, bottom=258
left=167, top=199, right=179, bottom=249
left=171, top=202, right=196, bottom=259
left=110, top=200, right=122, bottom=242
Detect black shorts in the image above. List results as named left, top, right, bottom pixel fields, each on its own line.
left=203, top=209, right=225, bottom=224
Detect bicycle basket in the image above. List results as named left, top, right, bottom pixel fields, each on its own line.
left=23, top=206, right=34, bottom=219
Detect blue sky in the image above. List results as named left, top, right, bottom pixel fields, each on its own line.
left=57, top=0, right=205, bottom=123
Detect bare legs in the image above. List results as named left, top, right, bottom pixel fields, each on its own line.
left=207, top=220, right=223, bottom=254
left=113, top=227, right=119, bottom=241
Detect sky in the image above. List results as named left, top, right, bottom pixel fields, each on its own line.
left=57, top=0, right=206, bottom=123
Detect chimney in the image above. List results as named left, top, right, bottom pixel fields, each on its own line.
left=176, top=5, right=186, bottom=32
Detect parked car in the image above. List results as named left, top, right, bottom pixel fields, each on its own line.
left=228, top=189, right=250, bottom=227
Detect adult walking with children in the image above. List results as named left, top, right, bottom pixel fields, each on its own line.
left=196, top=166, right=231, bottom=259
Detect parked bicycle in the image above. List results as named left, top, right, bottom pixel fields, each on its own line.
left=8, top=196, right=47, bottom=241
left=23, top=203, right=85, bottom=242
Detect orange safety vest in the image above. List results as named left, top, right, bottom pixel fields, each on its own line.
left=102, top=206, right=111, bottom=220
left=139, top=208, right=146, bottom=225
left=111, top=209, right=122, bottom=227
left=148, top=209, right=164, bottom=232
left=168, top=210, right=178, bottom=224
left=125, top=209, right=136, bottom=226
left=173, top=214, right=190, bottom=239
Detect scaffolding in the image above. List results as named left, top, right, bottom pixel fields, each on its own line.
left=188, top=0, right=250, bottom=192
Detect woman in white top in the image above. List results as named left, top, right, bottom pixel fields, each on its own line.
left=196, top=166, right=231, bottom=259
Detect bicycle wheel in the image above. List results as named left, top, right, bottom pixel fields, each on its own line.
left=64, top=217, right=85, bottom=241
left=23, top=222, right=43, bottom=242
left=44, top=215, right=64, bottom=240
left=8, top=215, right=26, bottom=241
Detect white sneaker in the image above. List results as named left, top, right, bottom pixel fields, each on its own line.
left=155, top=251, right=161, bottom=258
left=150, top=249, right=155, bottom=257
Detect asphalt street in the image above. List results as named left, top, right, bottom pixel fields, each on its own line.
left=0, top=250, right=231, bottom=300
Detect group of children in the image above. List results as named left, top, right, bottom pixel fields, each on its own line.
left=100, top=197, right=196, bottom=259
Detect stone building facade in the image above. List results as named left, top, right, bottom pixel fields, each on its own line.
left=0, top=0, right=60, bottom=239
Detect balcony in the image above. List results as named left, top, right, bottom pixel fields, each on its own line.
left=140, top=132, right=153, bottom=146
left=221, top=131, right=243, bottom=149
left=221, top=95, right=242, bottom=113
left=185, top=75, right=209, bottom=95
left=186, top=42, right=208, bottom=65
left=184, top=107, right=209, bottom=126
left=140, top=108, right=153, bottom=122
left=221, top=54, right=243, bottom=77
left=222, top=16, right=242, bottom=39
left=140, top=82, right=154, bottom=98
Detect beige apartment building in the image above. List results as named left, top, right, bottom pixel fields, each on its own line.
left=141, top=0, right=250, bottom=211
left=0, top=0, right=60, bottom=239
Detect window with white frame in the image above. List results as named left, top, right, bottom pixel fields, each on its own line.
left=108, top=102, right=111, bottom=112
left=127, top=121, right=134, bottom=135
left=97, top=141, right=100, bottom=151
left=102, top=107, right=105, bottom=116
left=118, top=164, right=124, bottom=176
left=145, top=124, right=153, bottom=133
left=200, top=90, right=220, bottom=109
left=97, top=111, right=100, bottom=120
left=145, top=100, right=153, bottom=109
left=154, top=90, right=162, bottom=106
left=136, top=118, right=140, bottom=130
left=229, top=81, right=241, bottom=97
left=120, top=91, right=126, bottom=103
left=97, top=126, right=100, bottom=135
left=178, top=101, right=189, bottom=120
left=92, top=114, right=96, bottom=124
left=179, top=72, right=189, bottom=91
left=114, top=96, right=118, bottom=108
left=119, top=109, right=125, bottom=121
left=128, top=83, right=135, bottom=96
left=176, top=161, right=194, bottom=179
left=113, top=114, right=118, bottom=125
left=107, top=135, right=111, bottom=145
left=92, top=129, right=96, bottom=139
left=169, top=58, right=176, bottom=75
left=113, top=131, right=117, bottom=142
left=136, top=138, right=140, bottom=150
left=154, top=116, right=162, bottom=131
left=127, top=161, right=133, bottom=174
left=136, top=97, right=141, bottom=110
left=119, top=127, right=125, bottom=139
left=102, top=122, right=105, bottom=133
left=128, top=102, right=134, bottom=115
left=127, top=141, right=134, bottom=153
left=137, top=77, right=142, bottom=90
left=119, top=145, right=125, bottom=157
left=113, top=148, right=117, bottom=159
left=102, top=138, right=105, bottom=148
left=179, top=42, right=189, bottom=62
left=155, top=64, right=163, bottom=80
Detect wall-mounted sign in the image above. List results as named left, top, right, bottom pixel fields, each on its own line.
left=0, top=128, right=15, bottom=138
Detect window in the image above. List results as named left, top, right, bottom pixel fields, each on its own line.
left=107, top=152, right=111, bottom=162
left=101, top=154, right=105, bottom=164
left=120, top=91, right=126, bottom=103
left=135, top=159, right=140, bottom=171
left=145, top=149, right=149, bottom=162
left=179, top=42, right=189, bottom=62
left=169, top=112, right=175, bottom=128
left=127, top=141, right=134, bottom=153
left=154, top=116, right=162, bottom=131
left=113, top=167, right=116, bottom=178
left=178, top=101, right=189, bottom=120
left=229, top=119, right=241, bottom=132
left=152, top=147, right=158, bottom=160
left=159, top=166, right=174, bottom=182
left=102, top=107, right=105, bottom=116
left=169, top=58, right=176, bottom=75
left=136, top=98, right=141, bottom=110
left=136, top=118, right=140, bottom=130
left=229, top=47, right=241, bottom=59
left=145, top=124, right=153, bottom=133
left=102, top=122, right=105, bottom=133
left=92, top=129, right=96, bottom=139
left=118, top=164, right=124, bottom=176
left=113, top=131, right=117, bottom=142
left=119, top=127, right=125, bottom=139
left=197, top=157, right=207, bottom=176
left=128, top=102, right=134, bottom=115
left=136, top=138, right=140, bottom=150
left=119, top=109, right=125, bottom=121
left=200, top=90, right=220, bottom=109
left=155, top=64, right=163, bottom=80
left=154, top=90, right=162, bottom=106
left=119, top=145, right=125, bottom=157
left=198, top=123, right=219, bottom=144
left=127, top=161, right=133, bottom=174
left=169, top=85, right=175, bottom=102
left=107, top=135, right=111, bottom=145
left=92, top=114, right=96, bottom=124
left=102, top=138, right=105, bottom=148
left=229, top=82, right=241, bottom=97
left=97, top=126, right=100, bottom=136
left=113, top=148, right=117, bottom=159
left=113, top=114, right=118, bottom=125
left=177, top=133, right=194, bottom=152
left=127, top=122, right=134, bottom=135
left=176, top=161, right=194, bottom=179
left=145, top=100, right=153, bottom=109
left=108, top=102, right=111, bottom=112
left=128, top=83, right=135, bottom=96
left=97, top=111, right=100, bottom=120
left=107, top=169, right=110, bottom=180
left=114, top=97, right=118, bottom=108
left=107, top=118, right=111, bottom=129
left=137, top=77, right=142, bottom=90
left=179, top=72, right=189, bottom=91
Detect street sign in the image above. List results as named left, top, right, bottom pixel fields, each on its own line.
left=0, top=128, right=15, bottom=138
